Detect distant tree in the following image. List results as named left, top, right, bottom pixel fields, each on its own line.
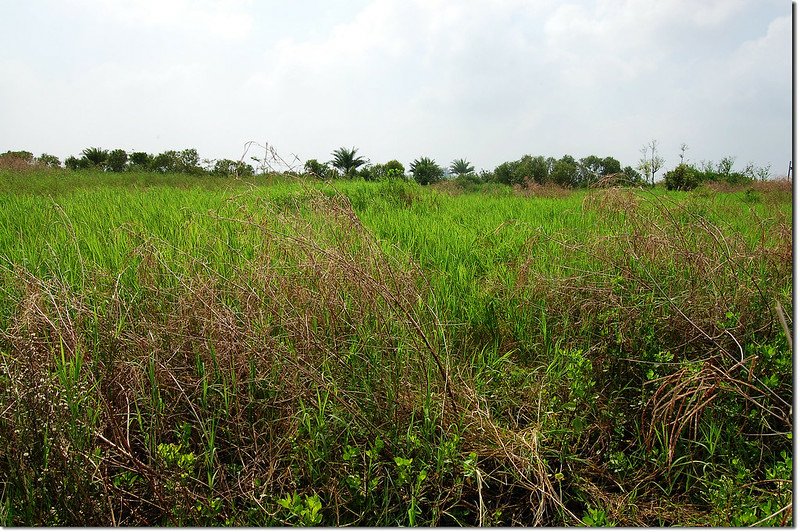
left=578, top=155, right=622, bottom=187
left=637, top=140, right=664, bottom=185
left=492, top=155, right=552, bottom=186
left=177, top=149, right=203, bottom=174
left=450, top=158, right=475, bottom=176
left=622, top=166, right=643, bottom=184
left=492, top=161, right=518, bottom=185
left=65, top=155, right=88, bottom=170
left=330, top=147, right=367, bottom=177
left=717, top=157, right=750, bottom=185
left=36, top=153, right=61, bottom=168
left=1, top=150, right=33, bottom=162
left=601, top=156, right=622, bottom=176
left=304, top=159, right=332, bottom=179
left=151, top=151, right=178, bottom=173
left=81, top=147, right=109, bottom=169
left=410, top=157, right=444, bottom=185
left=0, top=150, right=34, bottom=170
left=743, top=162, right=772, bottom=182
left=212, top=159, right=254, bottom=177
left=664, top=163, right=703, bottom=191
left=106, top=149, right=128, bottom=172
left=366, top=160, right=406, bottom=181
left=679, top=143, right=689, bottom=164
left=716, top=156, right=735, bottom=177
left=550, top=155, right=579, bottom=187
left=531, top=156, right=554, bottom=184
left=129, top=151, right=153, bottom=170
left=383, top=159, right=405, bottom=179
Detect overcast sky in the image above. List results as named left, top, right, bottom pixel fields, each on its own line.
left=0, top=0, right=792, bottom=176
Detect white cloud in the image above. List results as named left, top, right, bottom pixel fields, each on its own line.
left=64, top=0, right=254, bottom=41
left=0, top=0, right=790, bottom=172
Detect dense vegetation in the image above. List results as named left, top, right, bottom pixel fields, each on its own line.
left=1, top=139, right=777, bottom=190
left=0, top=164, right=792, bottom=526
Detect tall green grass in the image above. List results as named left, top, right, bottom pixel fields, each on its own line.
left=0, top=169, right=792, bottom=525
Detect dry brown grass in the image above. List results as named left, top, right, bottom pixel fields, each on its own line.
left=0, top=192, right=582, bottom=525
left=512, top=179, right=572, bottom=198
left=581, top=187, right=642, bottom=216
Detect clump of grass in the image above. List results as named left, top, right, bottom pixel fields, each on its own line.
left=512, top=180, right=572, bottom=198
left=496, top=189, right=792, bottom=524
left=0, top=191, right=574, bottom=525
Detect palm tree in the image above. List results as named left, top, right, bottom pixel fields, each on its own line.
left=330, top=147, right=366, bottom=176
left=410, top=156, right=444, bottom=185
left=81, top=147, right=109, bottom=169
left=449, top=158, right=475, bottom=176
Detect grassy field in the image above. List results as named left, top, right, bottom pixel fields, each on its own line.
left=0, top=168, right=792, bottom=526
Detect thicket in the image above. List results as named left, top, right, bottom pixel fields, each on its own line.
left=664, top=157, right=773, bottom=191
left=2, top=144, right=778, bottom=192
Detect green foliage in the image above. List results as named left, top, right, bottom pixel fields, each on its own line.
left=410, top=156, right=444, bottom=185
left=366, top=159, right=406, bottom=181
left=582, top=507, right=615, bottom=527
left=80, top=147, right=108, bottom=169
left=665, top=157, right=756, bottom=190
left=664, top=163, right=703, bottom=190
left=64, top=155, right=87, bottom=170
left=0, top=171, right=790, bottom=526
left=128, top=151, right=153, bottom=170
left=622, top=165, right=643, bottom=184
left=490, top=154, right=623, bottom=188
left=36, top=153, right=61, bottom=168
left=550, top=154, right=579, bottom=187
left=106, top=149, right=128, bottom=172
left=383, top=159, right=405, bottom=177
left=492, top=154, right=550, bottom=185
left=579, top=155, right=622, bottom=186
left=449, top=158, right=475, bottom=176
left=304, top=158, right=332, bottom=179
left=331, top=146, right=367, bottom=177
left=148, top=149, right=204, bottom=174
left=278, top=493, right=323, bottom=526
left=211, top=159, right=254, bottom=177
left=177, top=149, right=203, bottom=174
left=151, top=151, right=178, bottom=173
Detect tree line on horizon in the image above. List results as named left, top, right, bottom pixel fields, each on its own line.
left=0, top=142, right=778, bottom=191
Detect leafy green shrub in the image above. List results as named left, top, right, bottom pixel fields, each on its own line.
left=106, top=149, right=128, bottom=172
left=664, top=163, right=704, bottom=190
left=366, top=159, right=406, bottom=180
left=128, top=151, right=153, bottom=170
left=449, top=158, right=475, bottom=176
left=410, top=156, right=444, bottom=185
left=212, top=159, right=254, bottom=177
left=36, top=153, right=61, bottom=168
left=80, top=147, right=108, bottom=169
left=304, top=158, right=332, bottom=179
left=330, top=147, right=366, bottom=177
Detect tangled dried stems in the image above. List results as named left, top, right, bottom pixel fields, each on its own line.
left=0, top=191, right=575, bottom=525
left=512, top=179, right=572, bottom=198
left=582, top=187, right=641, bottom=216
left=506, top=188, right=791, bottom=518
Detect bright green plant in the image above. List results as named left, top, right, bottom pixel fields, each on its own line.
left=278, top=493, right=323, bottom=526
left=106, top=149, right=128, bottom=172
left=449, top=158, right=475, bottom=176
left=331, top=147, right=367, bottom=176
left=410, top=156, right=444, bottom=185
